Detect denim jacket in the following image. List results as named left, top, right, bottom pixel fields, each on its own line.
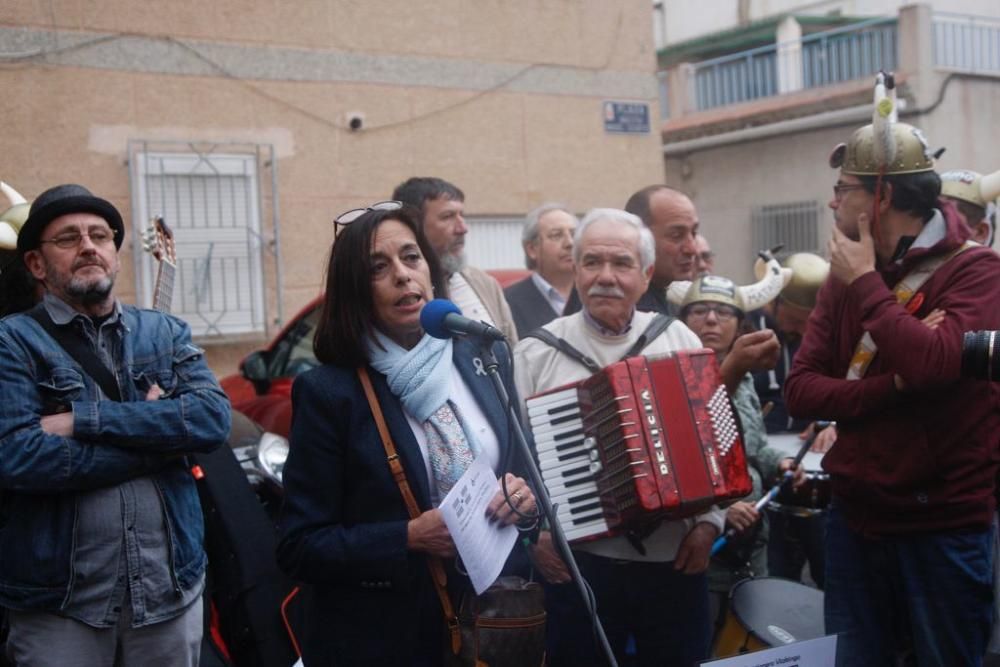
left=0, top=298, right=231, bottom=610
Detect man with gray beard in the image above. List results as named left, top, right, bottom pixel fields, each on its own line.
left=0, top=184, right=230, bottom=666
left=393, top=177, right=519, bottom=343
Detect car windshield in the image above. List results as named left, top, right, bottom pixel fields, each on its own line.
left=269, top=305, right=321, bottom=378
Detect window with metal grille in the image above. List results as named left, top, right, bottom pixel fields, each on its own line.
left=131, top=149, right=269, bottom=339
left=751, top=201, right=821, bottom=257
left=464, top=216, right=526, bottom=270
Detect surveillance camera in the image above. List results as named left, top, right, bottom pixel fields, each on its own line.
left=346, top=112, right=365, bottom=132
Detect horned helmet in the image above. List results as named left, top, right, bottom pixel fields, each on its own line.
left=667, top=250, right=792, bottom=314
left=828, top=72, right=936, bottom=177
left=752, top=252, right=830, bottom=311
left=940, top=169, right=1000, bottom=211
left=0, top=182, right=29, bottom=251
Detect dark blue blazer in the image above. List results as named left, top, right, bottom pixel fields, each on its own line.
left=277, top=338, right=524, bottom=666
left=504, top=276, right=560, bottom=339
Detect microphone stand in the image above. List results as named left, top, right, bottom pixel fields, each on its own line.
left=476, top=337, right=619, bottom=667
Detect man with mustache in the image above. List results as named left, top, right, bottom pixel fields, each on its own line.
left=504, top=203, right=578, bottom=337
left=0, top=184, right=231, bottom=666
left=513, top=208, right=733, bottom=666
left=393, top=177, right=519, bottom=342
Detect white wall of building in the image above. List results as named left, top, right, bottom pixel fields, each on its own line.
left=654, top=0, right=1000, bottom=49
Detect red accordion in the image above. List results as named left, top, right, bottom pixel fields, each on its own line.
left=525, top=350, right=752, bottom=544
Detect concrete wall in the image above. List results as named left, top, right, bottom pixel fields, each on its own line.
left=655, top=0, right=1000, bottom=49
left=0, top=1, right=666, bottom=375
left=665, top=75, right=1000, bottom=283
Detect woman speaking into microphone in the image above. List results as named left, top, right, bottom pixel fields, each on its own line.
left=276, top=202, right=537, bottom=665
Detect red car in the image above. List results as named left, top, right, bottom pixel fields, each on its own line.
left=220, top=269, right=530, bottom=436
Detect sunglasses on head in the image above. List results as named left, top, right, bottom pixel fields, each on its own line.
left=333, top=200, right=402, bottom=233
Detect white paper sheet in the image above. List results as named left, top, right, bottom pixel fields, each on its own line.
left=439, top=456, right=518, bottom=594
left=701, top=634, right=837, bottom=667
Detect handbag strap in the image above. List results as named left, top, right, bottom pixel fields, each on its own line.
left=356, top=367, right=462, bottom=656
left=28, top=306, right=122, bottom=402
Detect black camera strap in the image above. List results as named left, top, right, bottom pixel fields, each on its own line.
left=28, top=306, right=122, bottom=402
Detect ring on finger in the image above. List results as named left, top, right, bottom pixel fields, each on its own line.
left=511, top=491, right=523, bottom=505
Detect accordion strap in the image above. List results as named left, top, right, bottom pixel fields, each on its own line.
left=356, top=367, right=462, bottom=656
left=525, top=313, right=676, bottom=371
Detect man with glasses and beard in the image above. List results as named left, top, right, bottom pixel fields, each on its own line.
left=0, top=184, right=230, bottom=667
left=786, top=108, right=1000, bottom=664
left=393, top=177, right=519, bottom=343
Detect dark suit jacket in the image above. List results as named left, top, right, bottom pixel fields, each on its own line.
left=504, top=276, right=560, bottom=338
left=277, top=338, right=524, bottom=666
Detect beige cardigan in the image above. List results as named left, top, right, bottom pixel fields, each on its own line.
left=457, top=266, right=519, bottom=345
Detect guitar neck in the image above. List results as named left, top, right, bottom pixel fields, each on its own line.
left=152, top=260, right=175, bottom=314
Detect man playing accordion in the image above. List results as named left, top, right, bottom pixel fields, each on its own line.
left=513, top=207, right=780, bottom=667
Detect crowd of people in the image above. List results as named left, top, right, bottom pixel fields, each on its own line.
left=0, top=96, right=998, bottom=667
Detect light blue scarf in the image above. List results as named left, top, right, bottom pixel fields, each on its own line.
left=366, top=329, right=480, bottom=499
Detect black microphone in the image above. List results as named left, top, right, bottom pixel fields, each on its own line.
left=420, top=299, right=506, bottom=342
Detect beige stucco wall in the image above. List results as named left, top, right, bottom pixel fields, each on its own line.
left=1, top=1, right=666, bottom=376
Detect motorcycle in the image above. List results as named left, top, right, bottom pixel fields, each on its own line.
left=195, top=409, right=297, bottom=667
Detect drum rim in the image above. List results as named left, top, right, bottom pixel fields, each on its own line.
left=766, top=500, right=826, bottom=517
left=726, top=576, right=825, bottom=646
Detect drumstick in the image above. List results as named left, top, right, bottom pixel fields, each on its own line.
left=761, top=402, right=774, bottom=419
left=710, top=421, right=831, bottom=557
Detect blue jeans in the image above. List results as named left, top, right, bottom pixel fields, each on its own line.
left=825, top=502, right=994, bottom=666
left=544, top=552, right=711, bottom=667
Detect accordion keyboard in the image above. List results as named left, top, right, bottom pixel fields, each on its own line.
left=527, top=386, right=610, bottom=541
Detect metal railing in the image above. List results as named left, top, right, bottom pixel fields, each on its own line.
left=933, top=12, right=1000, bottom=75
left=692, top=17, right=897, bottom=111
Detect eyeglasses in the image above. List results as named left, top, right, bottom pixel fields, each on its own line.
left=333, top=200, right=402, bottom=232
left=686, top=303, right=740, bottom=322
left=832, top=183, right=866, bottom=200
left=40, top=227, right=117, bottom=249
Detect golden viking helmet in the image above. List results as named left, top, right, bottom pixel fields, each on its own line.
left=0, top=182, right=29, bottom=251
left=753, top=252, right=830, bottom=311
left=668, top=250, right=791, bottom=314
left=828, top=72, right=935, bottom=177
left=940, top=169, right=1000, bottom=210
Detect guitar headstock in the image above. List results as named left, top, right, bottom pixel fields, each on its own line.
left=142, top=216, right=176, bottom=266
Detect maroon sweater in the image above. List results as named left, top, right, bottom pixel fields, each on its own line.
left=786, top=201, right=1000, bottom=537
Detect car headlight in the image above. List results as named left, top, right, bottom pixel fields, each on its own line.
left=257, top=431, right=289, bottom=484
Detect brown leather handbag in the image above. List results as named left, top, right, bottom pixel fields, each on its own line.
left=447, top=575, right=546, bottom=667
left=357, top=367, right=546, bottom=667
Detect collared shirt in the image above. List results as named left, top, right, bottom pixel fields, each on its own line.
left=401, top=365, right=501, bottom=507
left=530, top=272, right=568, bottom=317
left=449, top=272, right=497, bottom=327
left=43, top=294, right=202, bottom=628
left=582, top=307, right=633, bottom=336
left=894, top=209, right=947, bottom=263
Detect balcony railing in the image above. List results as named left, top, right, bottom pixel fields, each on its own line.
left=933, top=13, right=1000, bottom=75
left=691, top=17, right=898, bottom=112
